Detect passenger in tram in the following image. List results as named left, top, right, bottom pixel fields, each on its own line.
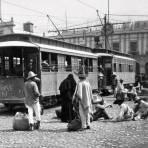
left=24, top=71, right=42, bottom=131
left=25, top=59, right=36, bottom=80
left=28, top=59, right=34, bottom=71
left=41, top=60, right=49, bottom=71
left=72, top=70, right=93, bottom=130
left=58, top=74, right=76, bottom=123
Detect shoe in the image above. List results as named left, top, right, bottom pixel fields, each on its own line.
left=34, top=121, right=40, bottom=130
left=29, top=124, right=34, bottom=131
left=78, top=128, right=87, bottom=131
left=87, top=126, right=90, bottom=129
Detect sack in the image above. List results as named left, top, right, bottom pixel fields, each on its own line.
left=13, top=112, right=29, bottom=131
left=55, top=109, right=62, bottom=118
left=67, top=118, right=81, bottom=131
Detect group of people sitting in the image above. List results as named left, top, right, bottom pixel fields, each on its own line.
left=56, top=72, right=148, bottom=131
left=112, top=74, right=140, bottom=101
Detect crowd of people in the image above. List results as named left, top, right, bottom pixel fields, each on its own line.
left=22, top=69, right=148, bottom=131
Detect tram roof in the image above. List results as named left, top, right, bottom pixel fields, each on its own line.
left=0, top=41, right=37, bottom=48
left=0, top=41, right=97, bottom=59
left=95, top=52, right=135, bottom=61
left=95, top=53, right=113, bottom=57
left=113, top=54, right=136, bottom=61
left=35, top=43, right=97, bottom=58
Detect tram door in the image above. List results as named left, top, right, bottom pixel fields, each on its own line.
left=103, top=57, right=113, bottom=87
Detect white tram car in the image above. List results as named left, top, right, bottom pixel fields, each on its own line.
left=0, top=33, right=98, bottom=108
left=96, top=52, right=136, bottom=90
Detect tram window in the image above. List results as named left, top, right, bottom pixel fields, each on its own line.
left=41, top=52, right=50, bottom=72
left=89, top=58, right=93, bottom=72
left=119, top=64, right=122, bottom=72
left=51, top=53, right=58, bottom=72
left=113, top=63, right=117, bottom=72
left=4, top=57, right=9, bottom=71
left=129, top=65, right=133, bottom=72
left=65, top=55, right=71, bottom=71
left=13, top=57, right=22, bottom=75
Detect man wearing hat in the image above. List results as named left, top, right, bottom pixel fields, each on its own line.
left=73, top=69, right=93, bottom=130
left=127, top=84, right=137, bottom=101
left=24, top=71, right=41, bottom=131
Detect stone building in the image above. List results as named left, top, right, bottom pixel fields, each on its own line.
left=54, top=21, right=148, bottom=77
left=0, top=18, right=14, bottom=35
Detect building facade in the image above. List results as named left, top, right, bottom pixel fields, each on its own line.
left=55, top=21, right=148, bottom=78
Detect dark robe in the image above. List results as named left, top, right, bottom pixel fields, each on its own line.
left=59, top=74, right=76, bottom=122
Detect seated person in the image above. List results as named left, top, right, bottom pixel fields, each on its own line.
left=92, top=92, right=112, bottom=121
left=135, top=81, right=142, bottom=93
left=116, top=79, right=128, bottom=100
left=41, top=60, right=49, bottom=71
left=133, top=97, right=148, bottom=120
left=127, top=84, right=137, bottom=101
left=113, top=99, right=134, bottom=121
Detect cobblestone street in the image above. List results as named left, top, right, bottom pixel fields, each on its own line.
left=0, top=96, right=148, bottom=148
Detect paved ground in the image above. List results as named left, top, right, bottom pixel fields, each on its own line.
left=0, top=94, right=148, bottom=148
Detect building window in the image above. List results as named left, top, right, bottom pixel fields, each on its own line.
left=119, top=64, right=122, bottom=72
left=113, top=63, right=117, bottom=72
left=130, top=41, right=138, bottom=55
left=112, top=42, right=120, bottom=51
left=65, top=55, right=71, bottom=71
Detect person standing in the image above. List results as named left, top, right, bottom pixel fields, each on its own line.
left=24, top=71, right=41, bottom=131
left=73, top=71, right=93, bottom=130
left=59, top=74, right=76, bottom=123
left=111, top=74, right=118, bottom=97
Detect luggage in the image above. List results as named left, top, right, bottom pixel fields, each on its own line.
left=67, top=118, right=81, bottom=131
left=13, top=112, right=29, bottom=131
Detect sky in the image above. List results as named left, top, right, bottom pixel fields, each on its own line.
left=1, top=0, right=148, bottom=35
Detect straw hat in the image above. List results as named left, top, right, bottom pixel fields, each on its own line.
left=27, top=71, right=37, bottom=80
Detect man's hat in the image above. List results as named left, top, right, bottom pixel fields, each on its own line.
left=27, top=71, right=37, bottom=80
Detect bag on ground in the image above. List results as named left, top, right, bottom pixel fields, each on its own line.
left=13, top=112, right=29, bottom=131
left=67, top=118, right=81, bottom=131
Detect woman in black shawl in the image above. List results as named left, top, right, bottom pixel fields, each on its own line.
left=59, top=74, right=76, bottom=122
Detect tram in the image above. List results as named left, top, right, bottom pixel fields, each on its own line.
left=96, top=50, right=136, bottom=90
left=0, top=33, right=98, bottom=108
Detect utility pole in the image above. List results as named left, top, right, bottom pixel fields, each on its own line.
left=65, top=10, right=67, bottom=30
left=0, top=0, right=2, bottom=21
